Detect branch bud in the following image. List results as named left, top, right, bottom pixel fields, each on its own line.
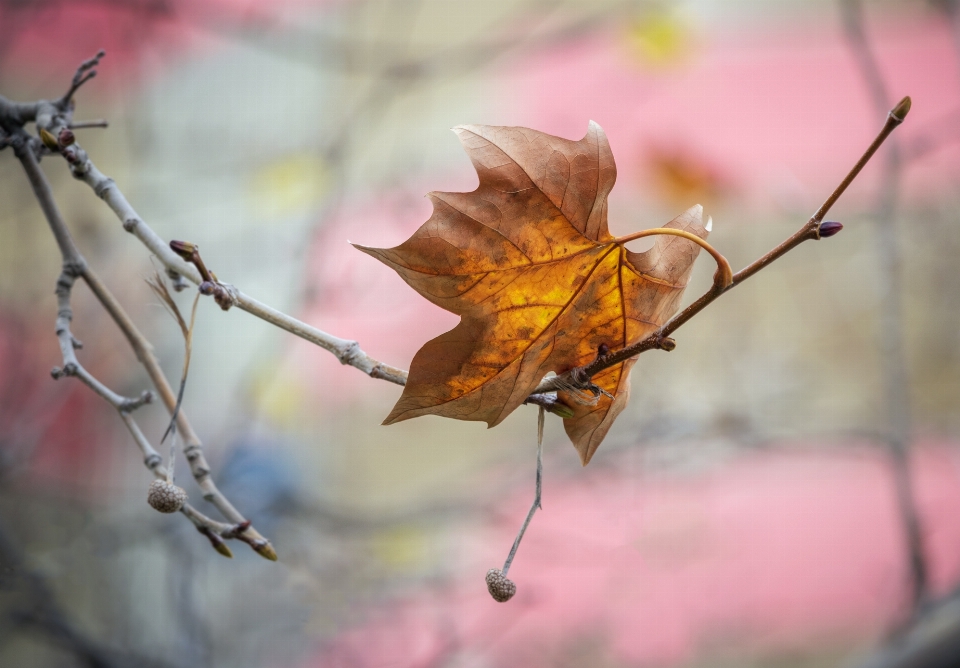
left=253, top=541, right=278, bottom=561
left=891, top=96, right=911, bottom=122
left=169, top=240, right=199, bottom=261
left=197, top=525, right=233, bottom=558
left=546, top=400, right=575, bottom=419
left=818, top=221, right=843, bottom=238
left=58, top=128, right=75, bottom=147
left=39, top=128, right=60, bottom=150
left=658, top=337, right=677, bottom=351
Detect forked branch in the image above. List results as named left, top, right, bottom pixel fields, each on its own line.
left=3, top=115, right=275, bottom=560
left=0, top=52, right=911, bottom=559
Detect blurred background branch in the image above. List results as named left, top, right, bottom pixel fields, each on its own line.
left=841, top=0, right=928, bottom=616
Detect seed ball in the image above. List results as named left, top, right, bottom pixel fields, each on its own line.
left=147, top=479, right=187, bottom=513
left=485, top=568, right=516, bottom=602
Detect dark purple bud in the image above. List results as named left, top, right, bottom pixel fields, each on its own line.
left=819, top=221, right=843, bottom=238
left=62, top=146, right=80, bottom=164
left=597, top=343, right=610, bottom=357
left=58, top=128, right=75, bottom=147
left=199, top=281, right=216, bottom=295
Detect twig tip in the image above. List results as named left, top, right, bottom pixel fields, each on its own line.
left=254, top=542, right=279, bottom=561
left=891, top=96, right=911, bottom=122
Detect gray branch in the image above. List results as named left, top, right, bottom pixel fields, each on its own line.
left=1, top=90, right=275, bottom=560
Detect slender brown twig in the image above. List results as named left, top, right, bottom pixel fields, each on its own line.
left=534, top=94, right=911, bottom=395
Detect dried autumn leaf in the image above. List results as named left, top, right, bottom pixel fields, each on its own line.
left=357, top=122, right=708, bottom=464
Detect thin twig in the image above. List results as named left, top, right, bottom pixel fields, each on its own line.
left=25, top=79, right=907, bottom=403
left=64, top=146, right=409, bottom=385
left=842, top=0, right=927, bottom=614
left=0, top=51, right=909, bottom=465
left=9, top=127, right=275, bottom=560
left=58, top=50, right=105, bottom=110
left=533, top=94, right=911, bottom=395
left=146, top=273, right=200, bottom=446
left=68, top=119, right=109, bottom=129
left=502, top=406, right=545, bottom=577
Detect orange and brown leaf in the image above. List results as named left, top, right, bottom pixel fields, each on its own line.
left=356, top=122, right=707, bottom=464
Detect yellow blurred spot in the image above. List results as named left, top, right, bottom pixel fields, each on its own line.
left=249, top=154, right=328, bottom=220
left=250, top=362, right=304, bottom=426
left=373, top=525, right=425, bottom=570
left=624, top=9, right=694, bottom=67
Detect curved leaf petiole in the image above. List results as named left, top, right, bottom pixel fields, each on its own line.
left=614, top=227, right=733, bottom=290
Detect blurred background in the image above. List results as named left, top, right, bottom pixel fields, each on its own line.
left=2, top=0, right=960, bottom=666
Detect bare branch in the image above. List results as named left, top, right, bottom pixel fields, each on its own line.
left=9, top=118, right=276, bottom=560
left=24, top=54, right=911, bottom=424
left=58, top=49, right=105, bottom=110
left=534, top=95, right=911, bottom=396
left=61, top=142, right=409, bottom=385
left=49, top=266, right=154, bottom=411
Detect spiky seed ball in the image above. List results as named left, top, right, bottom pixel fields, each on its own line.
left=147, top=479, right=187, bottom=513
left=485, top=568, right=516, bottom=602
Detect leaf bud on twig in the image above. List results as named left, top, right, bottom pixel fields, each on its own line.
left=658, top=337, right=677, bottom=351
left=197, top=525, right=233, bottom=558
left=891, top=96, right=911, bottom=122
left=58, top=128, right=75, bottom=147
left=819, top=221, right=843, bottom=238
left=169, top=240, right=199, bottom=261
left=39, top=128, right=60, bottom=150
left=253, top=541, right=278, bottom=561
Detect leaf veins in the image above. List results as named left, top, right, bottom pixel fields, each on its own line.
left=356, top=122, right=707, bottom=464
